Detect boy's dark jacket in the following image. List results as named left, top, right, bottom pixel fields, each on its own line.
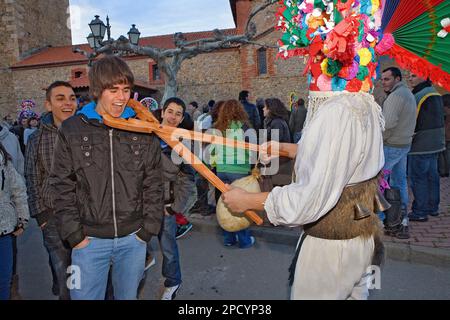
left=48, top=102, right=164, bottom=248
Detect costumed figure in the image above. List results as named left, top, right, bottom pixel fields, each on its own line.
left=223, top=0, right=391, bottom=300
left=223, top=0, right=450, bottom=300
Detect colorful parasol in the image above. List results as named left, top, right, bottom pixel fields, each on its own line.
left=381, top=0, right=450, bottom=90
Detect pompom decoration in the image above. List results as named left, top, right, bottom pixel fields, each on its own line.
left=317, top=74, right=332, bottom=91
left=276, top=0, right=391, bottom=93
left=17, top=99, right=39, bottom=122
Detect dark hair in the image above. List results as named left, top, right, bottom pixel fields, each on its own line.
left=45, top=81, right=73, bottom=101
left=189, top=101, right=199, bottom=109
left=163, top=97, right=186, bottom=113
left=264, top=98, right=290, bottom=122
left=239, top=90, right=249, bottom=101
left=211, top=100, right=225, bottom=123
left=443, top=94, right=450, bottom=107
left=27, top=117, right=38, bottom=126
left=208, top=100, right=215, bottom=108
left=89, top=56, right=134, bottom=100
left=382, top=67, right=402, bottom=81
left=0, top=142, right=11, bottom=165
left=297, top=98, right=305, bottom=107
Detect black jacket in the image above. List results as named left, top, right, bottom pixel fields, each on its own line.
left=50, top=114, right=164, bottom=248
left=410, top=81, right=446, bottom=154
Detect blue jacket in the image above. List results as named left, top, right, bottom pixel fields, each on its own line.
left=241, top=100, right=261, bottom=131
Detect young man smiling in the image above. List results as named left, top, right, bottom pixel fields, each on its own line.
left=146, top=97, right=196, bottom=300
left=49, top=56, right=164, bottom=300
left=25, top=81, right=77, bottom=299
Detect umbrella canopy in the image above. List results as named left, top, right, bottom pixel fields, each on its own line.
left=381, top=0, right=450, bottom=90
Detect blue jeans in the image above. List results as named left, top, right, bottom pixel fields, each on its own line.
left=217, top=172, right=254, bottom=248
left=408, top=153, right=440, bottom=218
left=148, top=214, right=181, bottom=288
left=383, top=145, right=410, bottom=211
left=0, top=235, right=13, bottom=300
left=70, top=233, right=146, bottom=300
left=42, top=217, right=71, bottom=299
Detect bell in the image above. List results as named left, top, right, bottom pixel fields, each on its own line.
left=354, top=203, right=372, bottom=220
left=374, top=190, right=391, bottom=212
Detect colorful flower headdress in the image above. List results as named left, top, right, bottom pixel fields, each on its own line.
left=276, top=0, right=389, bottom=93
left=276, top=0, right=450, bottom=92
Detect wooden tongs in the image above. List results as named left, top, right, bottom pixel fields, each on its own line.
left=103, top=99, right=289, bottom=226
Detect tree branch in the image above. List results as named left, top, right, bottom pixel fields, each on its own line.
left=245, top=0, right=277, bottom=38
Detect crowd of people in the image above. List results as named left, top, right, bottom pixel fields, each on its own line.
left=0, top=55, right=449, bottom=301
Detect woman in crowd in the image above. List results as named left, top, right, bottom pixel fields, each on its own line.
left=0, top=142, right=29, bottom=300
left=213, top=100, right=255, bottom=248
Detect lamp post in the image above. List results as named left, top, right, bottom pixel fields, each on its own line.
left=85, top=15, right=140, bottom=50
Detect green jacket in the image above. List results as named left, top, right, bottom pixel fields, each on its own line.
left=215, top=121, right=250, bottom=175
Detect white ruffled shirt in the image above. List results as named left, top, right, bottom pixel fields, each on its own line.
left=264, top=93, right=385, bottom=227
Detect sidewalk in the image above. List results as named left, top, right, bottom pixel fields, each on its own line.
left=188, top=176, right=450, bottom=268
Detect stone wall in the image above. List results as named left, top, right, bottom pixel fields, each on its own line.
left=0, top=0, right=72, bottom=117
left=15, top=0, right=72, bottom=57
left=12, top=66, right=74, bottom=114
left=1, top=0, right=21, bottom=117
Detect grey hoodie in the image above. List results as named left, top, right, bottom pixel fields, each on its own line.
left=0, top=125, right=24, bottom=175
left=382, top=82, right=417, bottom=148
left=0, top=152, right=29, bottom=235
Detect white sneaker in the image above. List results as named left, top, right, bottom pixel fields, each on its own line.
left=161, top=284, right=180, bottom=300
left=144, top=254, right=156, bottom=271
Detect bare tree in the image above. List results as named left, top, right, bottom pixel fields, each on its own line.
left=74, top=0, right=277, bottom=104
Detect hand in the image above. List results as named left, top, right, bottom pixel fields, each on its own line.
left=74, top=237, right=90, bottom=249
left=40, top=222, right=48, bottom=230
left=259, top=141, right=281, bottom=164
left=222, top=185, right=250, bottom=213
left=12, top=228, right=24, bottom=237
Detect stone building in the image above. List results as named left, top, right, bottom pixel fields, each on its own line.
left=0, top=0, right=72, bottom=116
left=1, top=0, right=311, bottom=117
left=3, top=0, right=441, bottom=118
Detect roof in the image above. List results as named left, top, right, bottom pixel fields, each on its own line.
left=12, top=29, right=238, bottom=69
left=69, top=76, right=157, bottom=92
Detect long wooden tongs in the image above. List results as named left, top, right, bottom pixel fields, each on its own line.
left=103, top=99, right=288, bottom=226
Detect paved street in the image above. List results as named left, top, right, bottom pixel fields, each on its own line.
left=17, top=220, right=450, bottom=300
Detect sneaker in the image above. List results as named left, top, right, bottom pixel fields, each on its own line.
left=144, top=253, right=156, bottom=271
left=239, top=236, right=255, bottom=249
left=176, top=223, right=193, bottom=239
left=161, top=284, right=180, bottom=300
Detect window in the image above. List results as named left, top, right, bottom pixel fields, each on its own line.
left=74, top=71, right=83, bottom=78
left=257, top=48, right=267, bottom=75
left=152, top=64, right=160, bottom=81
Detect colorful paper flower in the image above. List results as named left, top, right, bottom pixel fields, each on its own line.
left=317, top=74, right=332, bottom=91
left=437, top=17, right=450, bottom=38
left=357, top=48, right=372, bottom=66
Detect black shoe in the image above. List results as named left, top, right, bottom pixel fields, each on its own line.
left=408, top=214, right=428, bottom=222
left=395, top=225, right=410, bottom=239
left=429, top=212, right=440, bottom=217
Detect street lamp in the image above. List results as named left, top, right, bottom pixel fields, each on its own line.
left=86, top=33, right=102, bottom=49
left=128, top=24, right=141, bottom=45
left=86, top=15, right=140, bottom=50
left=88, top=15, right=107, bottom=40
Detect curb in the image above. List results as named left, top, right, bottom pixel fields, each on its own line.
left=188, top=214, right=450, bottom=268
